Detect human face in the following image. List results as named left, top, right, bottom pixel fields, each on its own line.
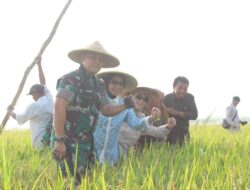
left=108, top=76, right=125, bottom=97
left=173, top=82, right=188, bottom=99
left=31, top=92, right=40, bottom=101
left=81, top=52, right=104, bottom=74
left=135, top=94, right=149, bottom=111
left=233, top=100, right=240, bottom=106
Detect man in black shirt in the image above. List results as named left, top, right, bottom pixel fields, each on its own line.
left=164, top=76, right=198, bottom=145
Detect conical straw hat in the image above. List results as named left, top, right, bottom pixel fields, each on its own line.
left=68, top=41, right=120, bottom=68
left=97, top=71, right=138, bottom=92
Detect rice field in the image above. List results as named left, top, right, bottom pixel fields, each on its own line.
left=0, top=125, right=249, bottom=189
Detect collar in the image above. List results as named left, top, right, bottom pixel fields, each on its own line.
left=108, top=96, right=122, bottom=104
left=107, top=90, right=116, bottom=99
left=172, top=92, right=186, bottom=100
left=79, top=65, right=95, bottom=78
left=231, top=103, right=237, bottom=108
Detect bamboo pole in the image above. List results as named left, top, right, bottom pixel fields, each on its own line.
left=0, top=0, right=73, bottom=134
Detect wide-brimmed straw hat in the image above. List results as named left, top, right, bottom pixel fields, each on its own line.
left=132, top=87, right=169, bottom=122
left=97, top=71, right=138, bottom=92
left=132, top=87, right=162, bottom=100
left=131, top=87, right=165, bottom=110
left=68, top=41, right=120, bottom=68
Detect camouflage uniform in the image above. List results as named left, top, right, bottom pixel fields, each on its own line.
left=51, top=65, right=109, bottom=180
left=41, top=119, right=53, bottom=147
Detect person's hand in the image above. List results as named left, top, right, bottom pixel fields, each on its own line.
left=151, top=107, right=161, bottom=121
left=36, top=56, right=42, bottom=65
left=7, top=105, right=14, bottom=113
left=167, top=107, right=177, bottom=115
left=7, top=105, right=16, bottom=119
left=124, top=95, right=136, bottom=108
left=240, top=121, right=248, bottom=125
left=166, top=117, right=176, bottom=129
left=52, top=142, right=66, bottom=161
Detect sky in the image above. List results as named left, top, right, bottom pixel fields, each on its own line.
left=0, top=0, right=250, bottom=129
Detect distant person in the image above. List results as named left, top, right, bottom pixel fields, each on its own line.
left=51, top=41, right=137, bottom=184
left=94, top=72, right=161, bottom=166
left=164, top=76, right=198, bottom=146
left=223, top=96, right=247, bottom=131
left=119, top=87, right=176, bottom=158
left=7, top=57, right=54, bottom=149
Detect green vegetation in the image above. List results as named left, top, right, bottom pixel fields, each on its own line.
left=0, top=126, right=249, bottom=189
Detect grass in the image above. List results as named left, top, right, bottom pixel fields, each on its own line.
left=0, top=125, right=249, bottom=189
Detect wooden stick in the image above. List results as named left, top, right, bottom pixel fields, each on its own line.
left=0, top=0, right=73, bottom=134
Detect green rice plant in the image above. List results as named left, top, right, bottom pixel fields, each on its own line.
left=0, top=125, right=249, bottom=189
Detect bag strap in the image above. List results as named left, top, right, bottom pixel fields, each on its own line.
left=232, top=111, right=237, bottom=121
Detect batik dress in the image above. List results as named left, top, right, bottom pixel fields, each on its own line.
left=94, top=96, right=150, bottom=166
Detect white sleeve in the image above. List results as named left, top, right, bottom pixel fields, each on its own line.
left=43, top=85, right=54, bottom=114
left=226, top=106, right=236, bottom=125
left=143, top=125, right=171, bottom=138
left=43, top=85, right=54, bottom=105
left=15, top=103, right=38, bottom=125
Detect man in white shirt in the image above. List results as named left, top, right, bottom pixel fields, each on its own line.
left=7, top=58, right=54, bottom=148
left=225, top=96, right=246, bottom=131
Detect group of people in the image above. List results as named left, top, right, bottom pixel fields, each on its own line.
left=8, top=41, right=246, bottom=185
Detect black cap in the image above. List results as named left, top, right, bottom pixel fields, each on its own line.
left=233, top=96, right=240, bottom=102
left=27, top=84, right=44, bottom=95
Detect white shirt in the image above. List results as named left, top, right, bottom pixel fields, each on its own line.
left=226, top=103, right=240, bottom=130
left=16, top=85, right=54, bottom=148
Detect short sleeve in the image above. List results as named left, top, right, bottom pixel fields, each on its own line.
left=56, top=77, right=77, bottom=104
left=43, top=85, right=54, bottom=106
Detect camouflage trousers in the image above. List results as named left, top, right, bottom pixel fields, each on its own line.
left=59, top=142, right=95, bottom=183
left=41, top=119, right=53, bottom=147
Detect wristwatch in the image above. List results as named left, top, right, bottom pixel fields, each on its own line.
left=55, top=136, right=65, bottom=143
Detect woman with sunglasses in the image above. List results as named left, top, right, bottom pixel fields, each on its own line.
left=119, top=87, right=176, bottom=158
left=93, top=71, right=161, bottom=166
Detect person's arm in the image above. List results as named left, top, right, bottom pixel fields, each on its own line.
left=240, top=121, right=248, bottom=125
left=167, top=96, right=198, bottom=120
left=226, top=106, right=238, bottom=126
left=7, top=106, right=16, bottom=119
left=52, top=75, right=75, bottom=161
left=167, top=107, right=186, bottom=118
left=100, top=95, right=134, bottom=116
left=124, top=107, right=161, bottom=130
left=7, top=104, right=37, bottom=125
left=143, top=117, right=176, bottom=138
left=37, top=57, right=46, bottom=85
left=101, top=103, right=127, bottom=116
left=54, top=97, right=68, bottom=137
left=183, top=96, right=198, bottom=120
left=53, top=97, right=68, bottom=160
left=143, top=125, right=170, bottom=138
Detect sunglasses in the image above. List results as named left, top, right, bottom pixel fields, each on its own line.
left=110, top=80, right=125, bottom=87
left=135, top=94, right=149, bottom=103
